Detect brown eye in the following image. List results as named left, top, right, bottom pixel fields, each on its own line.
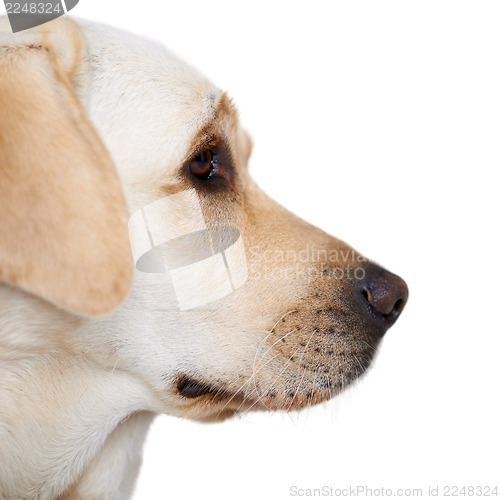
left=189, top=149, right=214, bottom=179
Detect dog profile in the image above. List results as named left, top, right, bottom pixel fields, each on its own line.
left=0, top=16, right=408, bottom=499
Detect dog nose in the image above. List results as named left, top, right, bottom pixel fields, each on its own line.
left=359, top=265, right=409, bottom=328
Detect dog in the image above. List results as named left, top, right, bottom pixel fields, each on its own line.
left=0, top=15, right=408, bottom=499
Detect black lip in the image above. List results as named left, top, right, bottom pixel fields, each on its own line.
left=176, top=376, right=239, bottom=403
left=177, top=377, right=217, bottom=399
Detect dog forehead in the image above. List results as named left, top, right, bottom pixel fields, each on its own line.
left=78, top=19, right=221, bottom=186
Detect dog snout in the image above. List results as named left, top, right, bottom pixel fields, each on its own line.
left=359, top=265, right=409, bottom=330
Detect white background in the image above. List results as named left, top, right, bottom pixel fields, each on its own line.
left=4, top=1, right=499, bottom=498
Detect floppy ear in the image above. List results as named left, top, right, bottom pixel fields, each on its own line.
left=0, top=17, right=134, bottom=316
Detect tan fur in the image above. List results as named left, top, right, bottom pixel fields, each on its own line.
left=0, top=18, right=133, bottom=317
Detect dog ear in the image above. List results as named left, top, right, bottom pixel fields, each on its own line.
left=0, top=18, right=134, bottom=317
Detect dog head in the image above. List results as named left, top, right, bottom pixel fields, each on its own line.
left=0, top=17, right=408, bottom=422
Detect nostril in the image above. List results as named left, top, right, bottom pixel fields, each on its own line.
left=360, top=267, right=409, bottom=326
left=361, top=288, right=370, bottom=303
left=392, top=298, right=405, bottom=315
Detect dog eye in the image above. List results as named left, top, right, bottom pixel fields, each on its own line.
left=189, top=149, right=214, bottom=179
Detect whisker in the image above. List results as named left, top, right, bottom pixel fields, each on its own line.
left=241, top=342, right=304, bottom=414
left=286, top=328, right=318, bottom=410
left=215, top=311, right=297, bottom=418
left=253, top=329, right=297, bottom=374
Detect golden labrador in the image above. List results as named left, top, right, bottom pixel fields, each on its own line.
left=0, top=16, right=408, bottom=499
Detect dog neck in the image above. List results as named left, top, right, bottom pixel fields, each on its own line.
left=0, top=287, right=155, bottom=498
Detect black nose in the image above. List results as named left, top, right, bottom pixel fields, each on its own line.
left=359, top=265, right=409, bottom=328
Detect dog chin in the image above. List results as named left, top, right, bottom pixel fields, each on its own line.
left=172, top=355, right=375, bottom=421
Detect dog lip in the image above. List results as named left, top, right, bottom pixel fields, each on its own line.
left=176, top=376, right=236, bottom=400
left=175, top=377, right=255, bottom=413
left=176, top=377, right=215, bottom=398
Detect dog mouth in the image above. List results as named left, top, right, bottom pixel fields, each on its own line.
left=174, top=376, right=260, bottom=419
left=176, top=377, right=227, bottom=399
left=174, top=350, right=374, bottom=414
